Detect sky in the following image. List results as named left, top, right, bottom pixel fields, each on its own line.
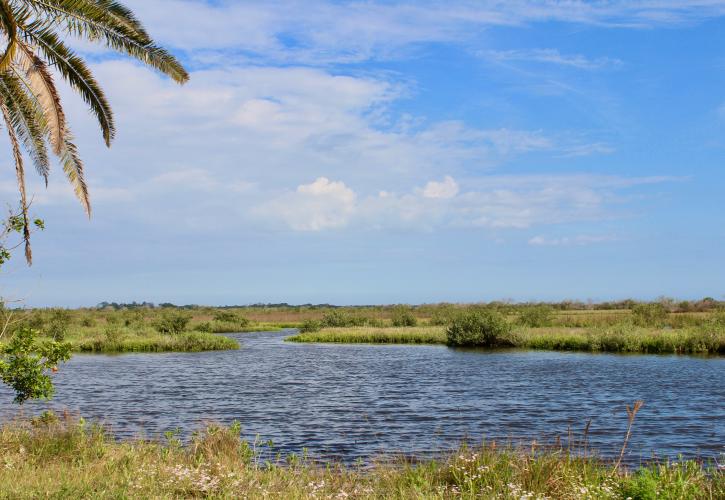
left=1, top=0, right=724, bottom=307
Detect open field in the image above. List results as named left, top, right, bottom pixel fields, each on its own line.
left=288, top=324, right=725, bottom=355
left=0, top=415, right=721, bottom=499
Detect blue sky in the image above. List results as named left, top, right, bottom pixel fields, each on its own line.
left=1, top=0, right=724, bottom=306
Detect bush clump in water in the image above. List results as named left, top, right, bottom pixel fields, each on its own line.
left=446, top=310, right=512, bottom=347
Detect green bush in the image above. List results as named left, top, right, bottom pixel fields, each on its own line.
left=391, top=306, right=417, bottom=327
left=154, top=312, right=191, bottom=335
left=194, top=321, right=213, bottom=333
left=103, top=325, right=122, bottom=343
left=299, top=319, right=322, bottom=333
left=632, top=303, right=668, bottom=327
left=213, top=311, right=250, bottom=326
left=446, top=310, right=512, bottom=347
left=80, top=317, right=96, bottom=327
left=517, top=305, right=553, bottom=327
left=46, top=309, right=71, bottom=341
left=320, top=311, right=371, bottom=327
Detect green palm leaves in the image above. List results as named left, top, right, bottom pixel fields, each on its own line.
left=1, top=0, right=188, bottom=263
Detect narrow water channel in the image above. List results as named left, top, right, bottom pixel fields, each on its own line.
left=1, top=330, right=723, bottom=464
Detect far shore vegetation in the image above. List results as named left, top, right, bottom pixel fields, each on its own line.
left=1, top=298, right=724, bottom=355
left=0, top=412, right=721, bottom=499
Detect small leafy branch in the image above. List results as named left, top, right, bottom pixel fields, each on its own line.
left=0, top=326, right=71, bottom=404
left=1, top=209, right=71, bottom=404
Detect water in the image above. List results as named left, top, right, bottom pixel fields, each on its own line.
left=1, top=330, right=723, bottom=463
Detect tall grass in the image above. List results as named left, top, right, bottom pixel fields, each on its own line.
left=0, top=415, right=721, bottom=498
left=288, top=324, right=725, bottom=355
left=55, top=328, right=239, bottom=353
left=287, top=326, right=447, bottom=344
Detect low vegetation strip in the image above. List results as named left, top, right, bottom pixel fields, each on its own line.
left=0, top=416, right=721, bottom=499
left=61, top=331, right=239, bottom=353
left=286, top=326, right=447, bottom=344
left=286, top=325, right=725, bottom=355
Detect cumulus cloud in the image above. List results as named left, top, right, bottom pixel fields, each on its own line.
left=253, top=174, right=676, bottom=232
left=421, top=176, right=459, bottom=199
left=255, top=177, right=356, bottom=231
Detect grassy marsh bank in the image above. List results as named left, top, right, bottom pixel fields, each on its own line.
left=287, top=326, right=447, bottom=344
left=287, top=324, right=725, bottom=355
left=0, top=416, right=721, bottom=499
left=61, top=329, right=239, bottom=353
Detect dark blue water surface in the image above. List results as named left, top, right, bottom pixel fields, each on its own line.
left=1, top=331, right=723, bottom=463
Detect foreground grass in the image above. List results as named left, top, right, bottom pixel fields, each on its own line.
left=0, top=416, right=721, bottom=499
left=287, top=325, right=725, bottom=355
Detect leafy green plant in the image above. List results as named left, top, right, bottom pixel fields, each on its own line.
left=154, top=312, right=191, bottom=335
left=631, top=303, right=668, bottom=327
left=0, top=327, right=71, bottom=404
left=46, top=308, right=70, bottom=340
left=517, top=305, right=553, bottom=328
left=299, top=319, right=322, bottom=333
left=446, top=310, right=512, bottom=347
left=391, top=306, right=417, bottom=327
left=213, top=311, right=250, bottom=326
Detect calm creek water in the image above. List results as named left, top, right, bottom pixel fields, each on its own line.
left=1, top=330, right=723, bottom=463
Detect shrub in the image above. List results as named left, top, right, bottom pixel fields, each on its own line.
left=154, top=312, right=191, bottom=335
left=631, top=303, right=668, bottom=327
left=194, top=321, right=213, bottom=333
left=446, top=310, right=512, bottom=347
left=517, top=305, right=553, bottom=327
left=391, top=306, right=417, bottom=327
left=80, top=317, right=96, bottom=327
left=103, top=325, right=122, bottom=343
left=299, top=319, right=322, bottom=333
left=46, top=309, right=71, bottom=341
left=213, top=311, right=250, bottom=326
left=320, top=311, right=370, bottom=327
left=428, top=307, right=456, bottom=326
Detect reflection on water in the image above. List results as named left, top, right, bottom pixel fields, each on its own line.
left=1, top=330, right=723, bottom=463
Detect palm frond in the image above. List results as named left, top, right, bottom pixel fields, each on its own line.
left=24, top=28, right=115, bottom=145
left=15, top=41, right=66, bottom=155
left=0, top=70, right=51, bottom=182
left=0, top=0, right=18, bottom=71
left=0, top=100, right=32, bottom=264
left=19, top=0, right=189, bottom=83
left=58, top=130, right=90, bottom=216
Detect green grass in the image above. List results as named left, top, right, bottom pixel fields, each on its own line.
left=0, top=415, right=721, bottom=499
left=287, top=324, right=725, bottom=355
left=54, top=327, right=240, bottom=353
left=287, top=326, right=447, bottom=344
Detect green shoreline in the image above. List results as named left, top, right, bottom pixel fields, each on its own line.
left=0, top=416, right=721, bottom=498
left=286, top=325, right=725, bottom=355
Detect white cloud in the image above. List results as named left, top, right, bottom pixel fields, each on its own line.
left=484, top=49, right=623, bottom=70
left=120, top=1, right=725, bottom=64
left=421, top=176, right=459, bottom=199
left=255, top=177, right=356, bottom=231
left=254, top=174, right=676, bottom=232
left=528, top=235, right=617, bottom=246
